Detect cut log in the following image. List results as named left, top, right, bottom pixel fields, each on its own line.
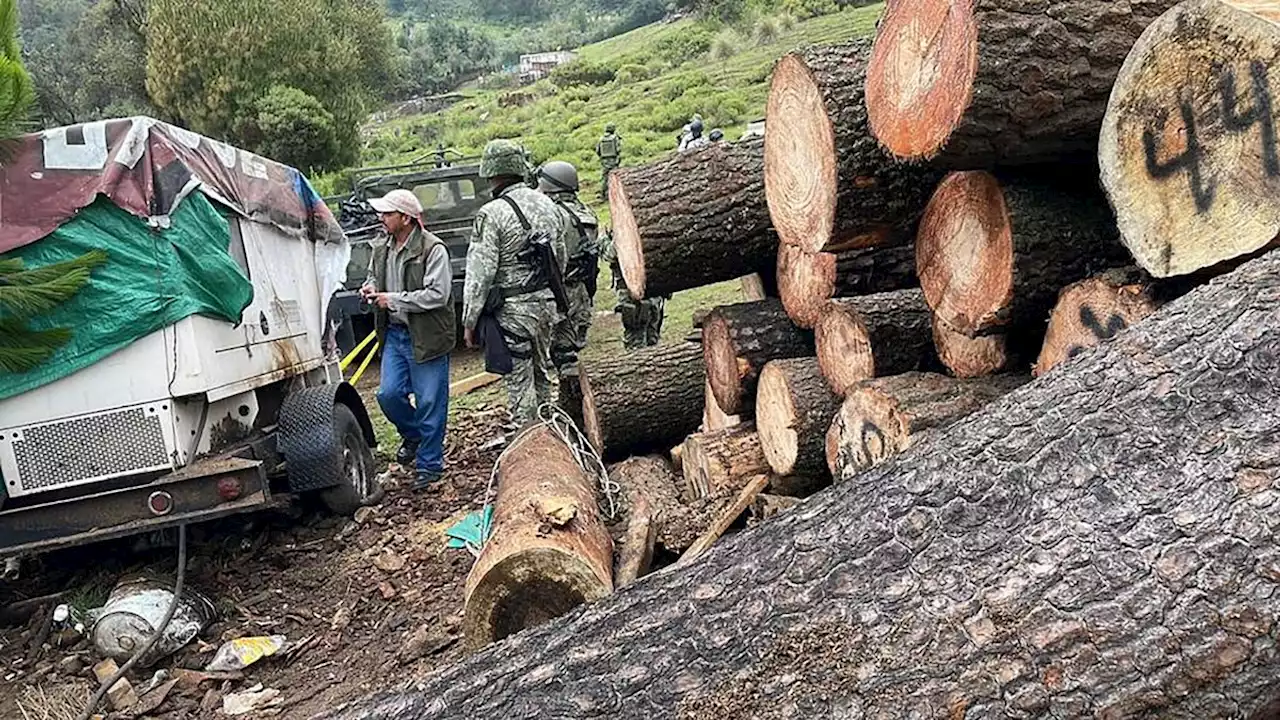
left=701, top=379, right=741, bottom=434
left=609, top=137, right=776, bottom=299
left=825, top=371, right=1029, bottom=478
left=931, top=316, right=1011, bottom=378
left=915, top=170, right=1128, bottom=337
left=614, top=495, right=655, bottom=588
left=777, top=243, right=919, bottom=330
left=739, top=273, right=769, bottom=301
left=865, top=0, right=1181, bottom=167
left=581, top=342, right=705, bottom=459
left=609, top=455, right=724, bottom=555
left=703, top=299, right=815, bottom=417
left=557, top=366, right=585, bottom=431
left=462, top=424, right=613, bottom=650
left=764, top=39, right=942, bottom=254
left=1034, top=268, right=1165, bottom=377
left=681, top=424, right=772, bottom=501
left=320, top=242, right=1280, bottom=720
left=755, top=357, right=842, bottom=478
left=1100, top=0, right=1280, bottom=277
left=675, top=474, right=770, bottom=568
left=813, top=289, right=936, bottom=396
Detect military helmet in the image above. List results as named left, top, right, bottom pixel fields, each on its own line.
left=537, top=160, right=579, bottom=193
left=689, top=118, right=704, bottom=136
left=605, top=122, right=617, bottom=133
left=709, top=128, right=724, bottom=141
left=479, top=139, right=528, bottom=179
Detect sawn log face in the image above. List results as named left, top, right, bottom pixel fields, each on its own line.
left=319, top=250, right=1280, bottom=720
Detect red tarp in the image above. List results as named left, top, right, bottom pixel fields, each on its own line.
left=0, top=116, right=344, bottom=253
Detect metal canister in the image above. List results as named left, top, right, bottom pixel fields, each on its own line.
left=90, top=576, right=217, bottom=667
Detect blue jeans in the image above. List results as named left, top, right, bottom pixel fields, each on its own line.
left=376, top=325, right=449, bottom=473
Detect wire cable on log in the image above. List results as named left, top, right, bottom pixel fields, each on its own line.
left=76, top=524, right=188, bottom=720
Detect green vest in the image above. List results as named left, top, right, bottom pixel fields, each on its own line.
left=598, top=133, right=619, bottom=159
left=372, top=229, right=457, bottom=363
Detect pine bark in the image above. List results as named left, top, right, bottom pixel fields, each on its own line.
left=825, top=372, right=1028, bottom=478
left=764, top=40, right=942, bottom=254
left=323, top=247, right=1280, bottom=720
left=703, top=299, right=815, bottom=417
left=581, top=342, right=705, bottom=459
left=609, top=455, right=708, bottom=556
left=681, top=424, right=772, bottom=501
left=1034, top=268, right=1165, bottom=377
left=1099, top=0, right=1280, bottom=277
left=777, top=243, right=919, bottom=330
left=866, top=0, right=1182, bottom=168
left=462, top=425, right=613, bottom=650
left=755, top=357, right=842, bottom=478
left=814, top=289, right=937, bottom=396
left=609, top=137, right=777, bottom=299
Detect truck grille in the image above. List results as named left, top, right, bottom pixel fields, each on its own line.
left=8, top=406, right=173, bottom=495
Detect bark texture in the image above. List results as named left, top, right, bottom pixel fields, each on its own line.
left=462, top=425, right=613, bottom=650
left=777, top=243, right=920, bottom=330
left=608, top=455, right=707, bottom=555
left=765, top=40, right=942, bottom=254
left=814, top=289, right=937, bottom=396
left=866, top=0, right=1181, bottom=167
left=1100, top=0, right=1280, bottom=277
left=703, top=299, right=815, bottom=417
left=614, top=496, right=655, bottom=588
left=1034, top=268, right=1165, bottom=377
left=322, top=247, right=1280, bottom=720
left=609, top=137, right=777, bottom=299
left=681, top=424, right=772, bottom=501
left=825, top=372, right=1029, bottom=477
left=756, top=357, right=842, bottom=478
left=581, top=342, right=705, bottom=459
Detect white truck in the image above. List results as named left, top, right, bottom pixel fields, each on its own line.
left=0, top=118, right=383, bottom=567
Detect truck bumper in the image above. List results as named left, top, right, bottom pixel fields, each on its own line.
left=0, top=457, right=271, bottom=558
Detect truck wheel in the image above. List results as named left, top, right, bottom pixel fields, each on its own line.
left=319, top=404, right=384, bottom=515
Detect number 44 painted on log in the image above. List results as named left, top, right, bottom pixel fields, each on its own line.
left=1143, top=60, right=1280, bottom=214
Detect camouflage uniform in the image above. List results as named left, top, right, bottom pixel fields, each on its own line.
left=538, top=162, right=599, bottom=373
left=595, top=124, right=622, bottom=202
left=463, top=141, right=568, bottom=426
left=599, top=230, right=665, bottom=349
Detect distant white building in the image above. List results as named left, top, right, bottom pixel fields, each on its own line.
left=519, top=50, right=576, bottom=83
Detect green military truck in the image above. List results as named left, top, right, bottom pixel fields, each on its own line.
left=329, top=151, right=490, bottom=354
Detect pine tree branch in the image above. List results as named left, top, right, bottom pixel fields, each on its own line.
left=0, top=250, right=107, bottom=319
left=0, top=319, right=72, bottom=374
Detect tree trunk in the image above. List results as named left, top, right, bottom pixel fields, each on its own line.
left=322, top=247, right=1280, bottom=720
left=557, top=366, right=585, bottom=432
left=866, top=0, right=1181, bottom=168
left=701, top=379, right=741, bottom=434
left=581, top=342, right=705, bottom=459
left=932, top=316, right=1013, bottom=378
left=609, top=137, right=777, bottom=299
left=462, top=425, right=613, bottom=650
left=814, top=289, right=936, bottom=396
left=610, top=455, right=729, bottom=555
left=681, top=424, right=772, bottom=501
left=764, top=40, right=942, bottom=254
left=1100, top=0, right=1280, bottom=277
left=1034, top=268, right=1165, bottom=377
left=703, top=299, right=815, bottom=417
left=755, top=357, right=842, bottom=478
left=825, top=372, right=1029, bottom=477
left=777, top=243, right=919, bottom=330
left=916, top=170, right=1129, bottom=338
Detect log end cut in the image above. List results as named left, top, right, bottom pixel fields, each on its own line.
left=814, top=301, right=876, bottom=395
left=756, top=358, right=841, bottom=477
left=916, top=171, right=1014, bottom=335
left=825, top=383, right=908, bottom=477
left=703, top=312, right=750, bottom=416
left=1034, top=273, right=1161, bottom=377
left=608, top=171, right=647, bottom=299
left=464, top=547, right=612, bottom=649
left=756, top=361, right=802, bottom=476
left=778, top=243, right=837, bottom=329
left=865, top=0, right=979, bottom=161
left=933, top=317, right=1008, bottom=378
left=764, top=53, right=838, bottom=253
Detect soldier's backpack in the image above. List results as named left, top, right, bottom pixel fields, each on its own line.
left=598, top=133, right=619, bottom=159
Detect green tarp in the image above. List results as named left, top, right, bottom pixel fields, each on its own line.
left=0, top=193, right=254, bottom=401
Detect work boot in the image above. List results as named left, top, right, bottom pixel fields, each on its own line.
left=395, top=439, right=420, bottom=465
left=413, top=470, right=442, bottom=492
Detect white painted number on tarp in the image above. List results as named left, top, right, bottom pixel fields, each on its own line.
left=42, top=121, right=109, bottom=170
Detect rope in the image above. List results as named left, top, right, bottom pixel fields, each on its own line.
left=77, top=525, right=188, bottom=720
left=470, top=404, right=619, bottom=556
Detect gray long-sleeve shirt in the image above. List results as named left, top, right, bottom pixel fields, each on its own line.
left=366, top=232, right=452, bottom=325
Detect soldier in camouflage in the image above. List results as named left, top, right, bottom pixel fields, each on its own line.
left=537, top=160, right=599, bottom=374
left=599, top=228, right=666, bottom=349
left=462, top=140, right=568, bottom=426
left=595, top=123, right=622, bottom=202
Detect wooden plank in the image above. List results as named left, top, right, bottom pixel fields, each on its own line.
left=676, top=474, right=770, bottom=567
left=449, top=372, right=501, bottom=398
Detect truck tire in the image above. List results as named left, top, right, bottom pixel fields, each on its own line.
left=319, top=404, right=383, bottom=515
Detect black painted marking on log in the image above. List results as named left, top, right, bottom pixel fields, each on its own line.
left=1220, top=61, right=1280, bottom=177
left=1144, top=100, right=1215, bottom=214
left=859, top=421, right=888, bottom=466
left=1066, top=345, right=1086, bottom=360
left=1080, top=307, right=1127, bottom=341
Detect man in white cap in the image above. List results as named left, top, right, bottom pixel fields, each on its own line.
left=361, top=189, right=456, bottom=491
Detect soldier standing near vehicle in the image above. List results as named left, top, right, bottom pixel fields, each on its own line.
left=537, top=161, right=599, bottom=374
left=361, top=189, right=455, bottom=491
left=599, top=227, right=665, bottom=350
left=462, top=140, right=568, bottom=426
left=595, top=123, right=622, bottom=202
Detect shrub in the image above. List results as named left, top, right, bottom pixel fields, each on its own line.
left=709, top=31, right=739, bottom=61
left=550, top=59, right=617, bottom=88
left=478, top=72, right=517, bottom=90
left=778, top=12, right=798, bottom=30
left=653, top=28, right=715, bottom=67
left=754, top=16, right=780, bottom=45
left=780, top=0, right=838, bottom=19
left=615, top=63, right=651, bottom=84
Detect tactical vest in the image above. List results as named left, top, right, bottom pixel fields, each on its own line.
left=372, top=229, right=457, bottom=363
left=598, top=134, right=619, bottom=159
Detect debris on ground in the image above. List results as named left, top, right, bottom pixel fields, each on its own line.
left=222, top=683, right=283, bottom=716
left=205, top=635, right=287, bottom=672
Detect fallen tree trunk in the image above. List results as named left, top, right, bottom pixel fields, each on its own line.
left=813, top=289, right=936, bottom=396
left=681, top=424, right=772, bottom=500
left=916, top=170, right=1128, bottom=337
left=865, top=0, right=1180, bottom=168
left=1034, top=268, right=1166, bottom=377
left=462, top=425, right=613, bottom=650
left=581, top=342, right=705, bottom=459
left=825, top=372, right=1028, bottom=477
left=932, top=316, right=1012, bottom=378
left=764, top=39, right=941, bottom=254
left=703, top=299, right=815, bottom=417
left=756, top=357, right=842, bottom=478
left=777, top=243, right=919, bottom=329
left=322, top=247, right=1280, bottom=720
left=1100, top=0, right=1280, bottom=278
left=609, top=137, right=776, bottom=299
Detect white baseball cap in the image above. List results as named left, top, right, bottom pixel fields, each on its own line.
left=368, top=189, right=423, bottom=218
